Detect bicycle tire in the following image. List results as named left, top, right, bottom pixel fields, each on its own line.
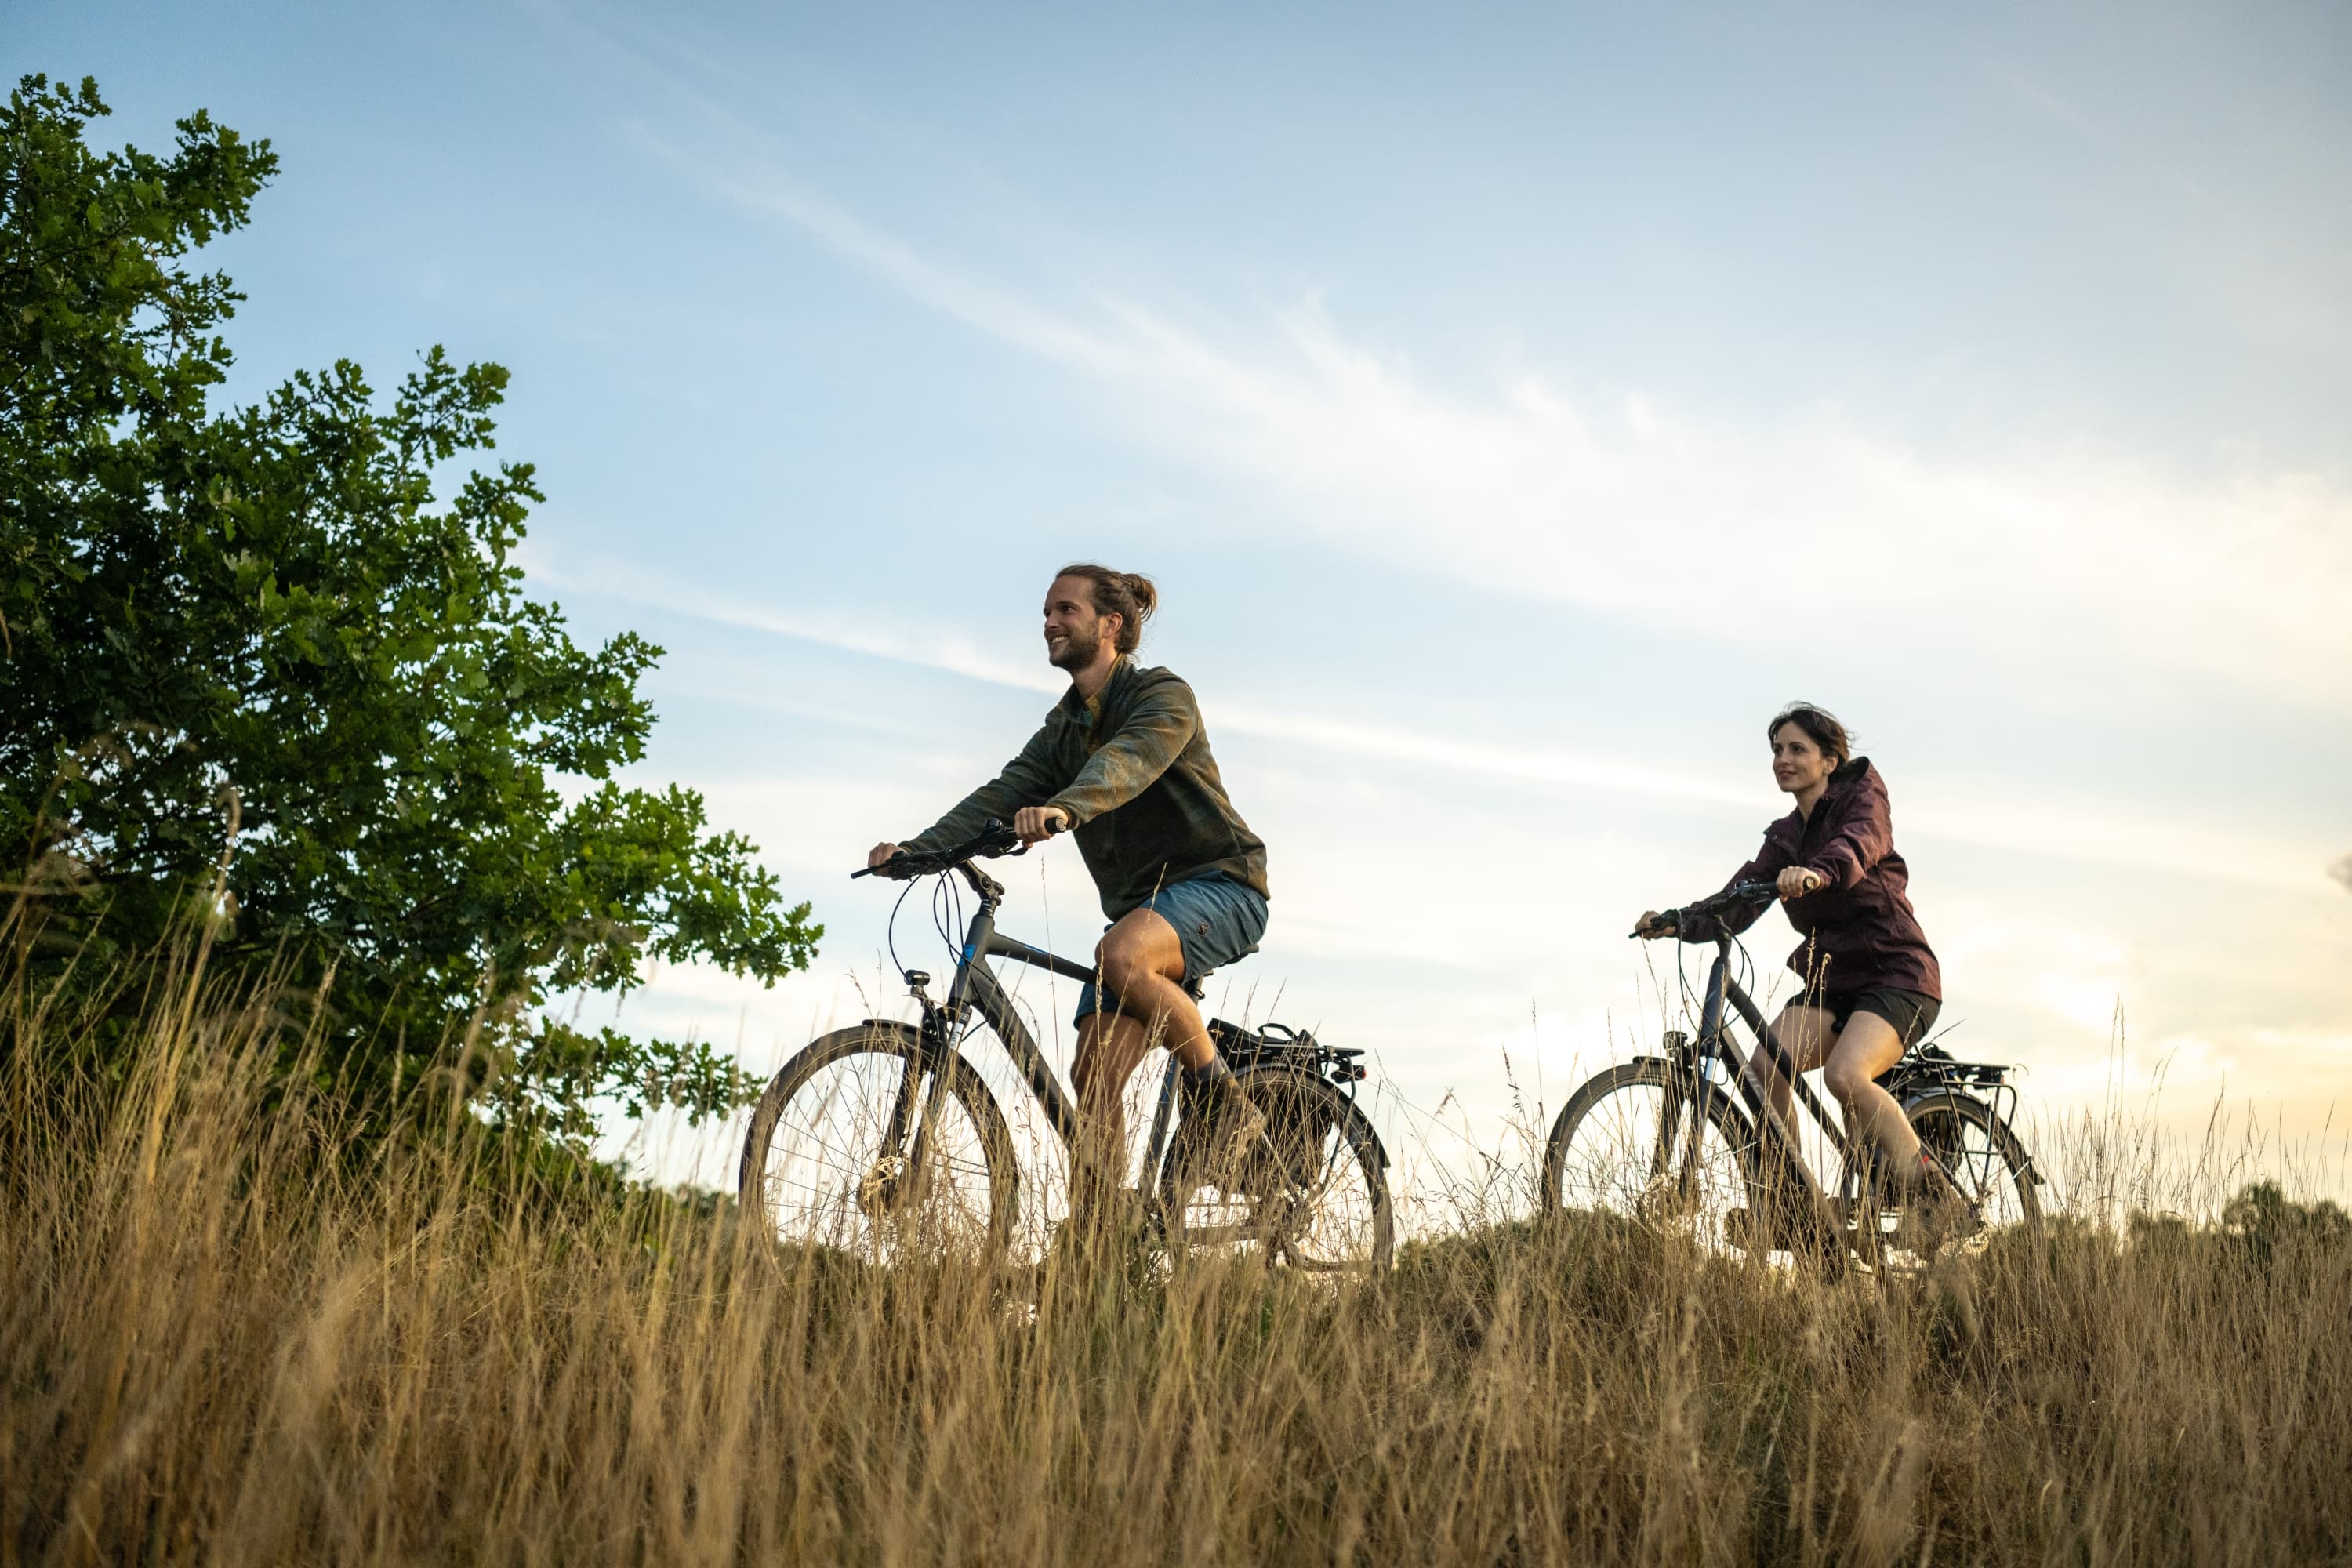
left=1158, top=1065, right=1394, bottom=1273
left=738, top=1020, right=1019, bottom=1266
left=1839, top=1088, right=2040, bottom=1269
left=1541, top=1058, right=1764, bottom=1249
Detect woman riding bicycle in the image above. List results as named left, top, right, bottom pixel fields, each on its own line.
left=1633, top=703, right=1958, bottom=1207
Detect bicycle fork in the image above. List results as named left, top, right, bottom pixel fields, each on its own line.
left=860, top=985, right=964, bottom=1224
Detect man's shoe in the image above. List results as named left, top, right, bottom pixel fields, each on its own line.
left=1184, top=1073, right=1276, bottom=1191
left=1201, top=1096, right=1276, bottom=1189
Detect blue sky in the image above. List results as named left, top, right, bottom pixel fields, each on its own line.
left=24, top=1, right=2351, bottom=1207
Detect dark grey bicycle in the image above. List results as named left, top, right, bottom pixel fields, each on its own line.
left=738, top=822, right=1394, bottom=1272
left=1542, top=882, right=2042, bottom=1273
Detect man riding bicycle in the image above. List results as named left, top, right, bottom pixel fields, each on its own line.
left=867, top=564, right=1272, bottom=1238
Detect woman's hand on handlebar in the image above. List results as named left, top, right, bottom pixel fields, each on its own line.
left=1013, top=805, right=1069, bottom=845
left=1631, top=909, right=1675, bottom=940
left=1775, top=866, right=1824, bottom=901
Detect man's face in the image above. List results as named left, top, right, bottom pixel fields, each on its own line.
left=1043, top=575, right=1111, bottom=671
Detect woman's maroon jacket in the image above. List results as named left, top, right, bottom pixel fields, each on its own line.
left=1682, top=757, right=1942, bottom=1000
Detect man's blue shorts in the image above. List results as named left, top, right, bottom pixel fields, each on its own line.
left=1072, top=873, right=1269, bottom=1028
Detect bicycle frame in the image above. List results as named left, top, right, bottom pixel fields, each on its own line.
left=1660, top=937, right=1853, bottom=1255
left=888, top=867, right=1191, bottom=1200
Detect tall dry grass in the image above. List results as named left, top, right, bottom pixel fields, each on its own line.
left=6, top=963, right=2349, bottom=1566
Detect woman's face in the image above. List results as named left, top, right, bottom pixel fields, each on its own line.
left=1770, top=723, right=1832, bottom=796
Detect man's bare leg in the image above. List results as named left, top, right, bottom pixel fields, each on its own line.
left=1065, top=908, right=1256, bottom=1241
left=1092, top=908, right=1213, bottom=1069
left=1068, top=1010, right=1152, bottom=1243
left=1064, top=910, right=1192, bottom=1243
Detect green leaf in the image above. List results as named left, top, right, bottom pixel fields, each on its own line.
left=1, top=72, right=819, bottom=1150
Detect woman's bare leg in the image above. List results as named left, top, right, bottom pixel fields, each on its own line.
left=1750, top=1003, right=1835, bottom=1129
left=1820, top=1012, right=1918, bottom=1166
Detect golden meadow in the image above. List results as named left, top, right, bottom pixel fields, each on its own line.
left=6, top=938, right=2348, bottom=1567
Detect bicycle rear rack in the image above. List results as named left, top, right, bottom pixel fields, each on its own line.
left=1878, top=1044, right=2037, bottom=1188
left=1208, top=1018, right=1367, bottom=1082
left=1883, top=1042, right=2013, bottom=1100
left=1879, top=1041, right=2013, bottom=1091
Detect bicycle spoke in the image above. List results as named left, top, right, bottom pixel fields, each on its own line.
left=1279, top=1130, right=1380, bottom=1270
left=1165, top=1073, right=1390, bottom=1272
left=1842, top=1096, right=2037, bottom=1269
left=753, top=1045, right=1004, bottom=1261
left=1550, top=1069, right=1748, bottom=1250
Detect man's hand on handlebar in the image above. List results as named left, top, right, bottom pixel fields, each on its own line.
left=1775, top=866, right=1824, bottom=901
left=1012, top=805, right=1069, bottom=846
left=854, top=819, right=1032, bottom=880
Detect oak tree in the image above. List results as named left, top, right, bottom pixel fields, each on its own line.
left=2, top=75, right=818, bottom=1144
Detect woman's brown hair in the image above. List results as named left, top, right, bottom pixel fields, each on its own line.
left=1768, top=702, right=1855, bottom=769
left=1054, top=563, right=1158, bottom=655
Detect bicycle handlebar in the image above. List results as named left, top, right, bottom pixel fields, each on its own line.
left=1632, top=880, right=1780, bottom=939
left=851, top=818, right=1032, bottom=880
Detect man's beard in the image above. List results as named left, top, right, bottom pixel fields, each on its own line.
left=1047, top=622, right=1102, bottom=670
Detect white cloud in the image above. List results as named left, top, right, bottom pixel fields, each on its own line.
left=654, top=127, right=2352, bottom=716
left=535, top=550, right=2339, bottom=897
left=543, top=13, right=2352, bottom=1201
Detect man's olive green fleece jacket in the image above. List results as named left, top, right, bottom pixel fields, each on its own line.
left=904, top=657, right=1268, bottom=921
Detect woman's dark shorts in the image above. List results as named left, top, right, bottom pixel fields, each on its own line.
left=1824, top=985, right=1940, bottom=1046
left=1073, top=873, right=1268, bottom=1028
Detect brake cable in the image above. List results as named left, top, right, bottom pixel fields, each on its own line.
left=885, top=876, right=920, bottom=985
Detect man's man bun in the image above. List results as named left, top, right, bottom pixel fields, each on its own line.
left=1055, top=563, right=1157, bottom=655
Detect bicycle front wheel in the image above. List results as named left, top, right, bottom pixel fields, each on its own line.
left=1542, top=1058, right=1759, bottom=1247
left=1160, top=1068, right=1393, bottom=1273
left=738, top=1021, right=1018, bottom=1265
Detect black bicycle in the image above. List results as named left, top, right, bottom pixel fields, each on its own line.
left=738, top=822, right=1394, bottom=1272
left=1541, top=882, right=2042, bottom=1272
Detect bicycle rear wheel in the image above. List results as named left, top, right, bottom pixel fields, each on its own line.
left=1839, top=1089, right=2041, bottom=1269
left=738, top=1021, right=1018, bottom=1266
left=1160, top=1068, right=1393, bottom=1273
left=1542, top=1058, right=1759, bottom=1249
